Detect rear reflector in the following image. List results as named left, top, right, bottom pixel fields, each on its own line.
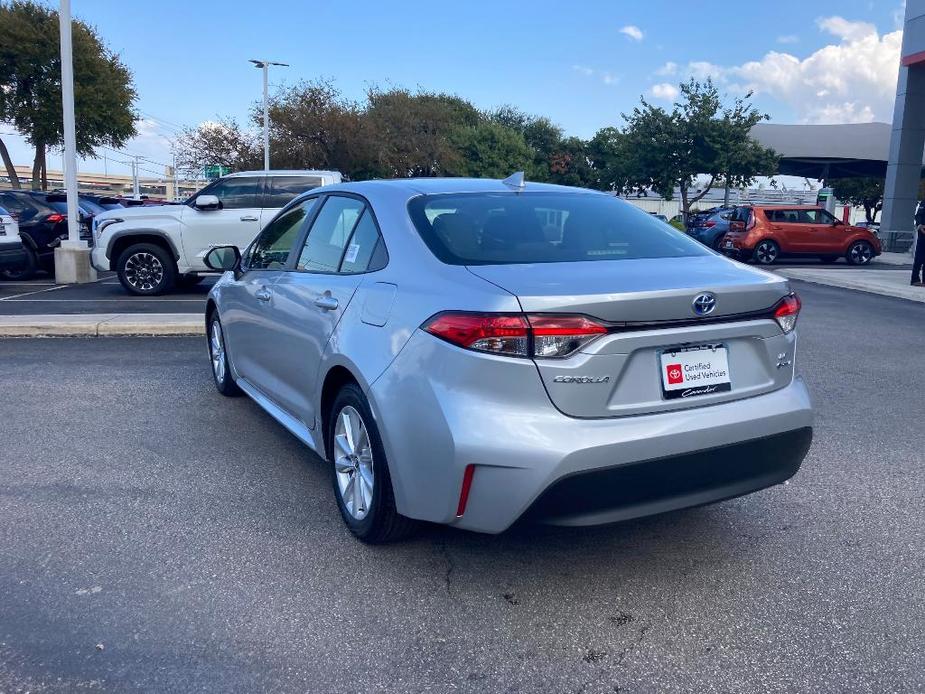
left=423, top=312, right=607, bottom=358
left=455, top=464, right=476, bottom=517
left=46, top=213, right=65, bottom=223
left=773, top=293, right=801, bottom=333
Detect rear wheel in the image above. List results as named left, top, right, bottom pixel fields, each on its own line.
left=753, top=239, right=780, bottom=265
left=0, top=245, right=38, bottom=280
left=327, top=383, right=417, bottom=543
left=846, top=241, right=874, bottom=266
left=116, top=242, right=177, bottom=295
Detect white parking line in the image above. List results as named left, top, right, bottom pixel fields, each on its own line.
left=0, top=285, right=70, bottom=301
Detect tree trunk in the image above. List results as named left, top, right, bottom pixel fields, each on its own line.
left=0, top=137, right=21, bottom=189
left=31, top=144, right=45, bottom=191
left=41, top=154, right=47, bottom=191
left=680, top=184, right=690, bottom=228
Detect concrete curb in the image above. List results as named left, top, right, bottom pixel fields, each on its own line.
left=0, top=313, right=204, bottom=337
left=775, top=268, right=925, bottom=304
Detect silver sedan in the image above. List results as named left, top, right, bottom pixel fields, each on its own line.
left=204, top=177, right=813, bottom=542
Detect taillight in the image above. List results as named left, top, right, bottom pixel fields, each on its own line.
left=422, top=312, right=607, bottom=358
left=705, top=220, right=716, bottom=228
left=773, top=293, right=801, bottom=333
left=729, top=221, right=744, bottom=233
left=46, top=213, right=65, bottom=223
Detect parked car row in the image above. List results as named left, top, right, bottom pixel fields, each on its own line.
left=686, top=204, right=881, bottom=265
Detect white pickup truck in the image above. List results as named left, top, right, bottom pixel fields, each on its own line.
left=92, top=170, right=341, bottom=295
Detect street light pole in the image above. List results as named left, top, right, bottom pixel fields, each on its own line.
left=249, top=59, right=288, bottom=171
left=54, top=0, right=95, bottom=283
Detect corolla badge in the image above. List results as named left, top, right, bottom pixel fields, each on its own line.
left=692, top=293, right=717, bottom=316
left=553, top=375, right=611, bottom=384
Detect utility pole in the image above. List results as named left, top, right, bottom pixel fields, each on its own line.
left=249, top=59, right=288, bottom=170
left=172, top=155, right=180, bottom=201
left=131, top=155, right=142, bottom=199
left=54, top=0, right=95, bottom=284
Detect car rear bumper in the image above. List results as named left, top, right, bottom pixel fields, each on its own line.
left=0, top=244, right=28, bottom=270
left=369, top=330, right=814, bottom=534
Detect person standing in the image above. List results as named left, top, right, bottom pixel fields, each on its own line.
left=913, top=202, right=925, bottom=287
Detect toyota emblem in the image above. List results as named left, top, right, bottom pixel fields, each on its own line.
left=692, top=293, right=717, bottom=316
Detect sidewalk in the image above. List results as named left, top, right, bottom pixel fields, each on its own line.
left=0, top=313, right=203, bottom=337
left=775, top=266, right=925, bottom=304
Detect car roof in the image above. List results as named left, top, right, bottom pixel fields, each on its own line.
left=304, top=177, right=605, bottom=197
left=226, top=170, right=342, bottom=178
left=749, top=204, right=823, bottom=210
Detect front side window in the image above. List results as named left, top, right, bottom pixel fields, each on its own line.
left=265, top=176, right=324, bottom=208
left=246, top=198, right=317, bottom=270
left=408, top=192, right=710, bottom=265
left=195, top=177, right=262, bottom=210
left=296, top=196, right=365, bottom=272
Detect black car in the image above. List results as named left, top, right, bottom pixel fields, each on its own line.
left=76, top=193, right=125, bottom=211
left=0, top=190, right=92, bottom=279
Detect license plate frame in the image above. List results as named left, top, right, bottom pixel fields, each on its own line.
left=659, top=343, right=732, bottom=400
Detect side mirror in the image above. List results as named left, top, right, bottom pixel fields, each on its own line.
left=194, top=194, right=221, bottom=211
left=204, top=245, right=241, bottom=272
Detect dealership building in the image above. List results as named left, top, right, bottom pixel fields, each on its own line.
left=881, top=0, right=925, bottom=251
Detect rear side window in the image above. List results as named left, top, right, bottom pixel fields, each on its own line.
left=197, top=176, right=262, bottom=209
left=0, top=193, right=44, bottom=221
left=407, top=192, right=709, bottom=265
left=264, top=176, right=324, bottom=208
left=297, top=196, right=365, bottom=272
left=339, top=209, right=387, bottom=274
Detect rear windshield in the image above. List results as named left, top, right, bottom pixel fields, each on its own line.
left=407, top=192, right=710, bottom=265
left=730, top=207, right=752, bottom=224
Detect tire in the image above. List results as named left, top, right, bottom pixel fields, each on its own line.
left=846, top=240, right=874, bottom=266
left=178, top=274, right=205, bottom=287
left=0, top=245, right=38, bottom=280
left=116, top=242, right=177, bottom=295
left=752, top=239, right=780, bottom=265
left=820, top=255, right=839, bottom=264
left=327, top=383, right=417, bottom=543
left=207, top=313, right=242, bottom=396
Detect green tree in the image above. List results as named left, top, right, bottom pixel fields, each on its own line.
left=0, top=0, right=137, bottom=189
left=586, top=126, right=627, bottom=191
left=828, top=177, right=884, bottom=223
left=446, top=121, right=535, bottom=179
left=174, top=118, right=261, bottom=175
left=620, top=79, right=776, bottom=223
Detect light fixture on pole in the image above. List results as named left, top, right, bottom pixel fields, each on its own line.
left=55, top=0, right=95, bottom=284
left=249, top=59, right=288, bottom=171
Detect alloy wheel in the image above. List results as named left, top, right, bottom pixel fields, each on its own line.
left=333, top=405, right=375, bottom=520
left=849, top=243, right=872, bottom=265
left=124, top=251, right=164, bottom=291
left=755, top=241, right=778, bottom=264
left=209, top=320, right=226, bottom=384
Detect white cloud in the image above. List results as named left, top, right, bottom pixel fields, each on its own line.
left=655, top=61, right=677, bottom=76
left=573, top=65, right=620, bottom=86
left=650, top=83, right=679, bottom=101
left=662, top=15, right=901, bottom=124
left=619, top=25, right=644, bottom=41
left=776, top=35, right=799, bottom=44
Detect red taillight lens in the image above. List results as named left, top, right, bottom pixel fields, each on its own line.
left=46, top=213, right=65, bottom=223
left=422, top=313, right=530, bottom=356
left=528, top=314, right=608, bottom=357
left=423, top=312, right=608, bottom=358
left=729, top=221, right=744, bottom=233
left=773, top=293, right=801, bottom=333
left=705, top=220, right=716, bottom=228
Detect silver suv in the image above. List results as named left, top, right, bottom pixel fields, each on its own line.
left=203, top=177, right=813, bottom=542
left=91, top=170, right=341, bottom=295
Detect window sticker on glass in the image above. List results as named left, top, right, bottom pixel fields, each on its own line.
left=344, top=243, right=360, bottom=264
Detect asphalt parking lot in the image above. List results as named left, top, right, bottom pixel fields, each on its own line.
left=1, top=281, right=923, bottom=693
left=0, top=273, right=216, bottom=315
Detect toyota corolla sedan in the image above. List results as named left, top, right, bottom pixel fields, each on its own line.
left=203, top=177, right=813, bottom=542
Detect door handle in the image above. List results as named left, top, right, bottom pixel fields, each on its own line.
left=255, top=287, right=272, bottom=302
left=240, top=215, right=258, bottom=222
left=313, top=293, right=339, bottom=311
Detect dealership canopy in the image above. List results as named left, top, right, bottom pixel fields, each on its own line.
left=750, top=122, right=925, bottom=179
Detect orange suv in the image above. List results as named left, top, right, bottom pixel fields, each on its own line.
left=721, top=205, right=881, bottom=265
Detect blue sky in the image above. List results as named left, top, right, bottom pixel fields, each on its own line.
left=1, top=0, right=907, bottom=178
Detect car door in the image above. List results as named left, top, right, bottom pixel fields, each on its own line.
left=220, top=197, right=319, bottom=391
left=258, top=194, right=387, bottom=429
left=810, top=209, right=847, bottom=252
left=768, top=208, right=807, bottom=252
left=181, top=176, right=265, bottom=270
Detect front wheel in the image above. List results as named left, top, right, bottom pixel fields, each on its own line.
left=116, top=242, right=177, bottom=295
left=846, top=241, right=874, bottom=266
left=753, top=239, right=780, bottom=265
left=207, top=314, right=242, bottom=396
left=327, top=383, right=417, bottom=543
left=0, top=245, right=38, bottom=280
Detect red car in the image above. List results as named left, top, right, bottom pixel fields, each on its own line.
left=721, top=205, right=881, bottom=265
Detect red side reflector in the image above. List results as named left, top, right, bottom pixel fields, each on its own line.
left=455, top=464, right=476, bottom=517
left=46, top=213, right=65, bottom=223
